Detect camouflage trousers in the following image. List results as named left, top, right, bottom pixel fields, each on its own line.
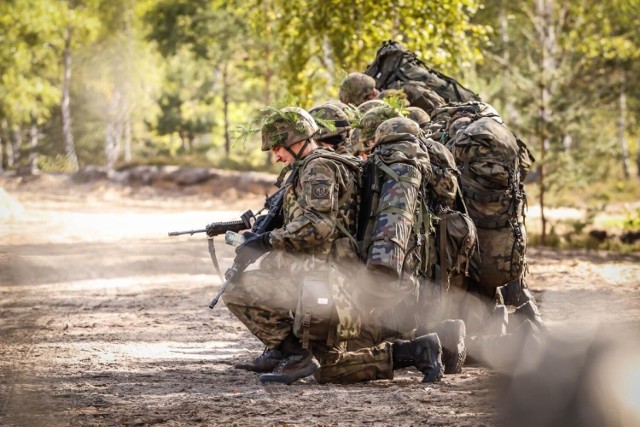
left=222, top=267, right=298, bottom=349
left=311, top=324, right=397, bottom=384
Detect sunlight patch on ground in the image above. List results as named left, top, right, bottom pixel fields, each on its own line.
left=56, top=341, right=245, bottom=362
left=1, top=274, right=218, bottom=293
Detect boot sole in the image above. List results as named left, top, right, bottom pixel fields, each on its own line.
left=422, top=360, right=444, bottom=383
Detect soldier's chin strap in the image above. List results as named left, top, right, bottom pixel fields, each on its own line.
left=284, top=139, right=311, bottom=162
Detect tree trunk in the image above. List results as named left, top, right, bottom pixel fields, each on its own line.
left=11, top=127, right=21, bottom=168
left=222, top=61, right=231, bottom=157
left=636, top=136, right=640, bottom=178
left=499, top=1, right=517, bottom=124
left=618, top=79, right=630, bottom=178
left=29, top=124, right=39, bottom=175
left=535, top=0, right=557, bottom=246
left=0, top=119, right=8, bottom=171
left=61, top=25, right=79, bottom=172
left=105, top=91, right=121, bottom=170
left=262, top=0, right=272, bottom=167
left=123, top=7, right=133, bottom=163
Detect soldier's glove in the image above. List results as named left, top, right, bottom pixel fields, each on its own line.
left=205, top=223, right=218, bottom=237
left=235, top=232, right=272, bottom=257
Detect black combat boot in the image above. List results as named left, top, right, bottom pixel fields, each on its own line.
left=392, top=333, right=443, bottom=383
left=433, top=319, right=467, bottom=374
left=258, top=335, right=320, bottom=385
left=513, top=300, right=544, bottom=329
left=234, top=347, right=284, bottom=373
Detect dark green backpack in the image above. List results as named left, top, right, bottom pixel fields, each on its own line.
left=364, top=40, right=481, bottom=106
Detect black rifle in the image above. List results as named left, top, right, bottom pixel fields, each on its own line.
left=208, top=167, right=297, bottom=309
left=168, top=211, right=255, bottom=237
left=168, top=166, right=297, bottom=310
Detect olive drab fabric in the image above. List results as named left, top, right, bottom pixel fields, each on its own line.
left=363, top=40, right=480, bottom=112
left=434, top=101, right=535, bottom=289
left=420, top=137, right=460, bottom=210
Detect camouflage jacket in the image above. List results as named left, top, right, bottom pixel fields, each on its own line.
left=269, top=148, right=359, bottom=260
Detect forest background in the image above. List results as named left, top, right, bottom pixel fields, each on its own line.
left=1, top=0, right=639, bottom=248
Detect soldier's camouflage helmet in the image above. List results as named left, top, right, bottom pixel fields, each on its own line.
left=339, top=72, right=377, bottom=106
left=357, top=99, right=386, bottom=114
left=261, top=106, right=318, bottom=151
left=308, top=103, right=351, bottom=141
left=375, top=117, right=422, bottom=146
left=449, top=116, right=472, bottom=139
left=406, top=106, right=431, bottom=129
left=358, top=105, right=402, bottom=146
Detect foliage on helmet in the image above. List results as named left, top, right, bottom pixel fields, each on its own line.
left=308, top=103, right=351, bottom=141
left=357, top=99, right=386, bottom=114
left=378, top=89, right=410, bottom=107
left=357, top=104, right=402, bottom=145
left=339, top=72, right=377, bottom=106
left=260, top=106, right=319, bottom=151
left=326, top=100, right=360, bottom=124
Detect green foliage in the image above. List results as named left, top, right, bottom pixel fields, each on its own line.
left=623, top=208, right=640, bottom=231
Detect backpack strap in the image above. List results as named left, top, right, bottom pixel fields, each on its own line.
left=301, top=313, right=312, bottom=349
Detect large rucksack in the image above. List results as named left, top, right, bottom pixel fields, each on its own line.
left=354, top=124, right=478, bottom=325
left=435, top=101, right=535, bottom=289
left=364, top=40, right=481, bottom=110
left=356, top=132, right=433, bottom=279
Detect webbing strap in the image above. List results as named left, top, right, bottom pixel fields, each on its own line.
left=375, top=160, right=421, bottom=186
left=422, top=208, right=432, bottom=276
left=327, top=309, right=338, bottom=347
left=474, top=217, right=511, bottom=229
left=375, top=205, right=414, bottom=222
left=336, top=221, right=358, bottom=248
left=302, top=313, right=311, bottom=349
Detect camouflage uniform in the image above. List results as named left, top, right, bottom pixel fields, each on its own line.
left=223, top=147, right=361, bottom=348
left=308, top=118, right=432, bottom=384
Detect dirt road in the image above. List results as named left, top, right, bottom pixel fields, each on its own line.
left=1, top=177, right=639, bottom=426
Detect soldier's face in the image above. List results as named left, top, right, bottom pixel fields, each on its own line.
left=271, top=145, right=295, bottom=165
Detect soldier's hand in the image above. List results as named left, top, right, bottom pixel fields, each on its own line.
left=235, top=232, right=272, bottom=257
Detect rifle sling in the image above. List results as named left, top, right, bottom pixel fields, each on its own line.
left=208, top=237, right=224, bottom=284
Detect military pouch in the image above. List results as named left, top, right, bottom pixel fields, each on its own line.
left=293, top=271, right=338, bottom=349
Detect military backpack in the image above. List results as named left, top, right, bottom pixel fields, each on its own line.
left=364, top=40, right=481, bottom=112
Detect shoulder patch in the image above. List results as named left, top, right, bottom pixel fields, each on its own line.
left=312, top=183, right=330, bottom=199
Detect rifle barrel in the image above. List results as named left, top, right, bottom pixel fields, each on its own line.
left=168, top=229, right=207, bottom=237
